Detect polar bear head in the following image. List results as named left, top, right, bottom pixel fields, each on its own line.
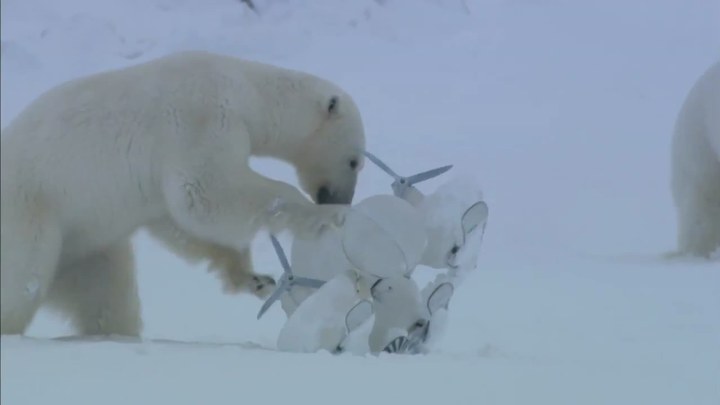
left=292, top=92, right=366, bottom=205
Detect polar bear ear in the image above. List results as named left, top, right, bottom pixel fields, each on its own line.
left=327, top=95, right=339, bottom=116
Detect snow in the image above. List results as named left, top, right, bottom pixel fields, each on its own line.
left=2, top=0, right=719, bottom=403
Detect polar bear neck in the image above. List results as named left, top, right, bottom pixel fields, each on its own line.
left=244, top=102, right=317, bottom=164
left=240, top=74, right=333, bottom=164
left=152, top=51, right=354, bottom=167
left=149, top=52, right=341, bottom=166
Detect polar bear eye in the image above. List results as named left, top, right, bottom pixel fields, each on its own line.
left=328, top=96, right=339, bottom=114
left=349, top=159, right=358, bottom=170
left=450, top=245, right=460, bottom=255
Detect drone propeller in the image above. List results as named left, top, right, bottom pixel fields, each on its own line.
left=426, top=282, right=454, bottom=315
left=271, top=233, right=292, bottom=274
left=405, top=165, right=454, bottom=185
left=333, top=299, right=375, bottom=354
left=364, top=151, right=402, bottom=180
left=386, top=282, right=455, bottom=355
left=364, top=151, right=453, bottom=199
left=256, top=235, right=326, bottom=320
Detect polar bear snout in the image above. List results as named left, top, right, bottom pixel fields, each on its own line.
left=316, top=185, right=333, bottom=204
left=315, top=183, right=355, bottom=205
left=296, top=157, right=360, bottom=206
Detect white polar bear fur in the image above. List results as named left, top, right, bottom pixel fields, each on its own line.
left=671, top=60, right=720, bottom=258
left=0, top=50, right=367, bottom=336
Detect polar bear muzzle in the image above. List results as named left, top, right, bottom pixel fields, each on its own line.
left=316, top=184, right=354, bottom=205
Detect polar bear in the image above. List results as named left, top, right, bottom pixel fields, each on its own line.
left=0, top=50, right=367, bottom=336
left=670, top=60, right=720, bottom=259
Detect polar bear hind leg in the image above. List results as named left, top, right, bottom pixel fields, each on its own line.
left=1, top=206, right=63, bottom=335
left=45, top=240, right=142, bottom=336
left=676, top=183, right=720, bottom=258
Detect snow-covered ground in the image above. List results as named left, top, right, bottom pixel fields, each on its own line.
left=2, top=0, right=719, bottom=404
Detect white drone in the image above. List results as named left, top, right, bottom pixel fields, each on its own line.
left=256, top=150, right=489, bottom=355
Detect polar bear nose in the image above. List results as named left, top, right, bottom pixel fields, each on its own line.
left=316, top=186, right=333, bottom=204
left=316, top=185, right=354, bottom=205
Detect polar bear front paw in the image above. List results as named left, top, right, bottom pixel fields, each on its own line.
left=250, top=275, right=277, bottom=299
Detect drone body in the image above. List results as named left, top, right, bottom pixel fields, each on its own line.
left=363, top=151, right=488, bottom=271
left=256, top=151, right=489, bottom=355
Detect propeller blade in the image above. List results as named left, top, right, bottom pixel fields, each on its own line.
left=269, top=234, right=292, bottom=273
left=292, top=276, right=327, bottom=289
left=363, top=151, right=401, bottom=180
left=427, top=282, right=454, bottom=315
left=461, top=201, right=489, bottom=236
left=256, top=281, right=289, bottom=320
left=345, top=300, right=373, bottom=333
left=405, top=165, right=453, bottom=185
left=257, top=235, right=294, bottom=320
left=405, top=323, right=429, bottom=353
left=382, top=335, right=410, bottom=354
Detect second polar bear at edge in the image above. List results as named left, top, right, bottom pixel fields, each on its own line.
left=671, top=60, right=720, bottom=259
left=0, top=50, right=367, bottom=336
